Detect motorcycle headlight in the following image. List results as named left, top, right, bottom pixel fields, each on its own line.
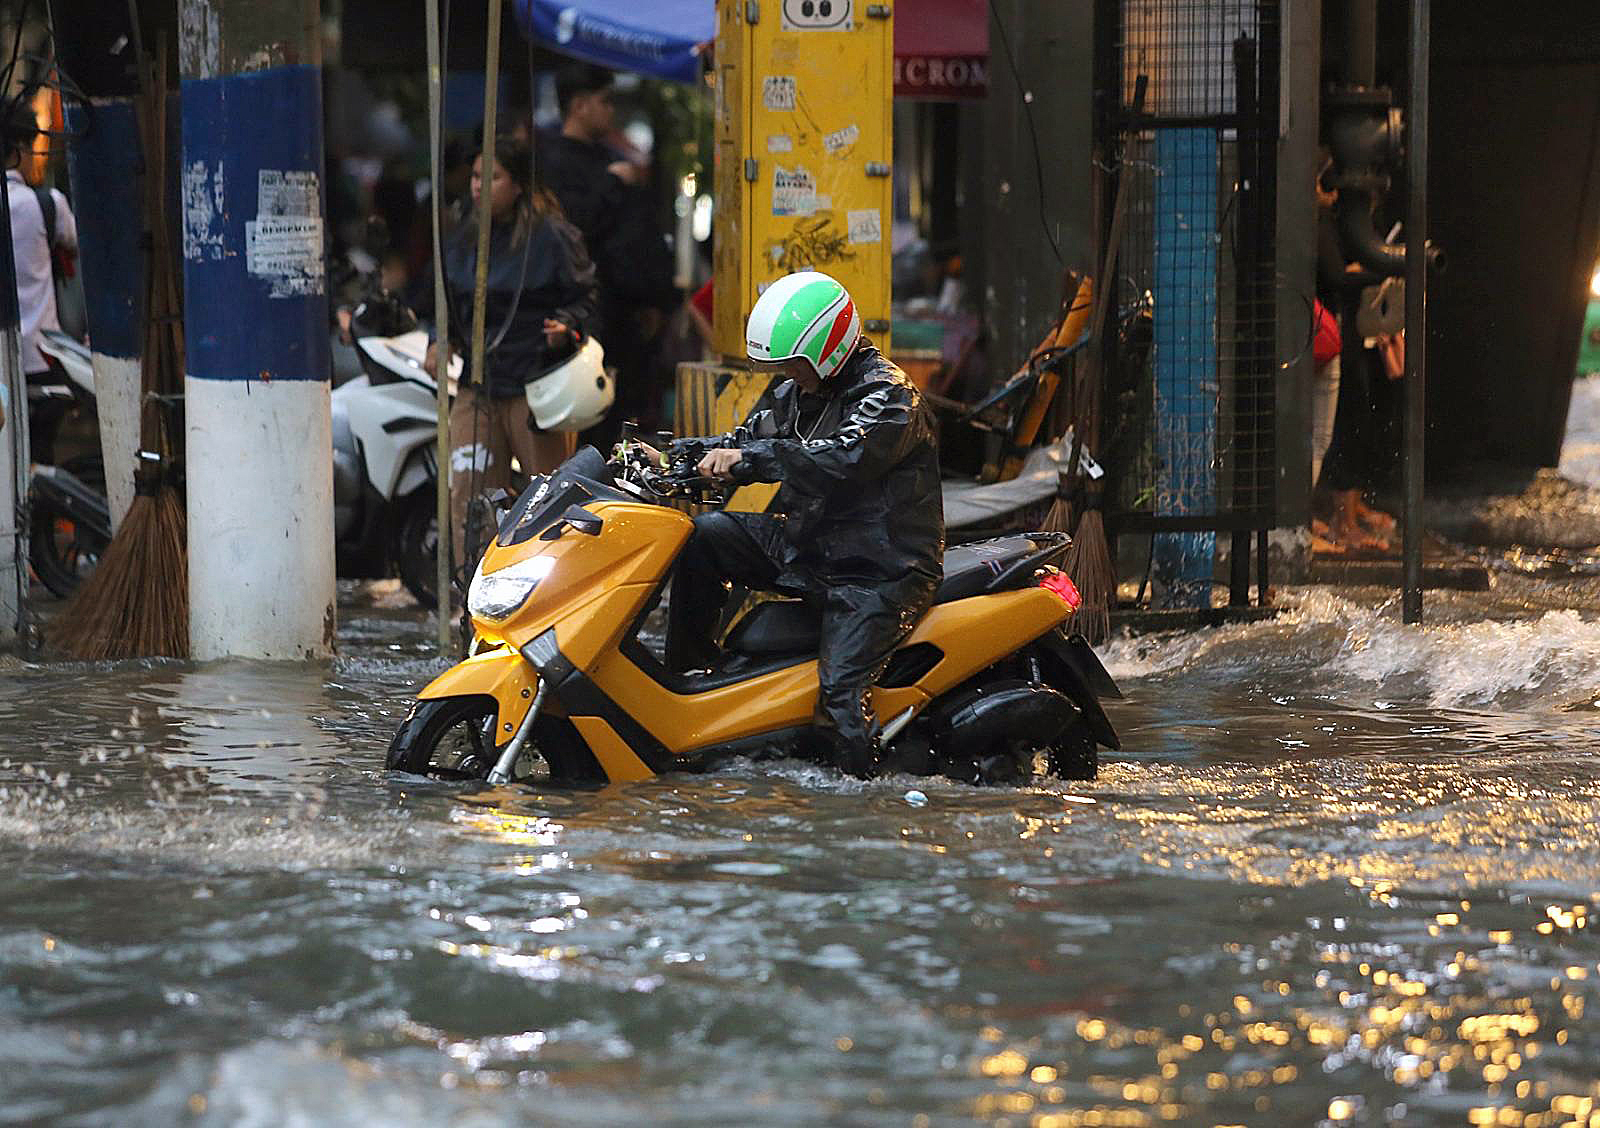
left=467, top=554, right=556, bottom=621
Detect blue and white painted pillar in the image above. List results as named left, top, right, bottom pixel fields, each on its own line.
left=64, top=98, right=144, bottom=533
left=179, top=1, right=335, bottom=660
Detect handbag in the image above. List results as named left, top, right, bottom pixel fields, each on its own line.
left=34, top=186, right=86, bottom=340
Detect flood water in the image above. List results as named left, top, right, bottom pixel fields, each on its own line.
left=6, top=378, right=1600, bottom=1125
left=5, top=571, right=1600, bottom=1128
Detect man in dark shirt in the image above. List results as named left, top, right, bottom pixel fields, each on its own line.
left=667, top=272, right=945, bottom=778
left=538, top=65, right=676, bottom=444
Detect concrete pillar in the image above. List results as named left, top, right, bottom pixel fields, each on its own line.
left=179, top=0, right=335, bottom=660
left=63, top=98, right=143, bottom=533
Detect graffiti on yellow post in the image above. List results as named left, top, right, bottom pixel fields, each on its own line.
left=765, top=215, right=856, bottom=277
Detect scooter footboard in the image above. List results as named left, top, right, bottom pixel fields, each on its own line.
left=417, top=644, right=537, bottom=738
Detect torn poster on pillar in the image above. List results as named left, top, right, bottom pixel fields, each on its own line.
left=256, top=170, right=319, bottom=217
left=182, top=160, right=225, bottom=262
left=774, top=165, right=827, bottom=217
left=246, top=170, right=325, bottom=297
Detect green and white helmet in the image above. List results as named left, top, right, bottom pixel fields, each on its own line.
left=745, top=270, right=861, bottom=380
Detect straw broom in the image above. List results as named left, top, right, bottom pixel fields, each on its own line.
left=51, top=38, right=187, bottom=660
left=1036, top=274, right=1111, bottom=642
left=1054, top=79, right=1148, bottom=644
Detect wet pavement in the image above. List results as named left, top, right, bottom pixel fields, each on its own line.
left=5, top=379, right=1600, bottom=1126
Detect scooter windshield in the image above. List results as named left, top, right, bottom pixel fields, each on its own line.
left=496, top=446, right=633, bottom=547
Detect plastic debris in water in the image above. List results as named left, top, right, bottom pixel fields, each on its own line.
left=904, top=790, right=928, bottom=807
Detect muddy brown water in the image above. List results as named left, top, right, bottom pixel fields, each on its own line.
left=5, top=571, right=1600, bottom=1126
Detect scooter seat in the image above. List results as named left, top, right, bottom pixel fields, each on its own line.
left=723, top=599, right=823, bottom=656
left=933, top=535, right=1048, bottom=604
left=722, top=534, right=1063, bottom=657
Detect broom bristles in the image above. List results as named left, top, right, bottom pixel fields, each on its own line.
left=1063, top=509, right=1113, bottom=645
left=1041, top=495, right=1074, bottom=536
left=49, top=488, right=188, bottom=660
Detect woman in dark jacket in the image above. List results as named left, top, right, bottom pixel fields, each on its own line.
left=424, top=135, right=600, bottom=571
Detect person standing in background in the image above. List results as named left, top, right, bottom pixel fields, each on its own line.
left=539, top=64, right=677, bottom=445
left=5, top=106, right=77, bottom=464
left=422, top=135, right=599, bottom=578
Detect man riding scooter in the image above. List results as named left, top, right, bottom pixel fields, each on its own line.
left=666, top=270, right=943, bottom=778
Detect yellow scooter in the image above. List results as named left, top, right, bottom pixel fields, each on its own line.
left=387, top=445, right=1121, bottom=786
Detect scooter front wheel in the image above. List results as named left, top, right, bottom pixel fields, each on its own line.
left=387, top=695, right=499, bottom=780
left=386, top=695, right=607, bottom=784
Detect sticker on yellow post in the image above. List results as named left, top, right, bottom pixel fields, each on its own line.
left=781, top=0, right=852, bottom=32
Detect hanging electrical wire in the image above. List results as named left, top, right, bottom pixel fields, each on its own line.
left=986, top=0, right=1062, bottom=267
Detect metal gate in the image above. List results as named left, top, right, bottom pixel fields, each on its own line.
left=1093, top=0, right=1280, bottom=607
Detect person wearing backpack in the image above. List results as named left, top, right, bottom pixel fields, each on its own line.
left=4, top=107, right=78, bottom=464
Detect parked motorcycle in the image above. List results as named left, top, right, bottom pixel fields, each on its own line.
left=332, top=284, right=462, bottom=608
left=386, top=443, right=1122, bottom=787
left=31, top=331, right=110, bottom=598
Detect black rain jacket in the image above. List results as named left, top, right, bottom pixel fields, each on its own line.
left=437, top=213, right=600, bottom=400
left=715, top=341, right=944, bottom=595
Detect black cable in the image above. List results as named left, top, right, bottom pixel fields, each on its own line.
left=986, top=0, right=1061, bottom=266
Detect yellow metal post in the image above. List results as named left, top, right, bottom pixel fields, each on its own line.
left=710, top=0, right=894, bottom=359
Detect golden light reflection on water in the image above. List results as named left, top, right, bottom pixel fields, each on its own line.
left=944, top=885, right=1600, bottom=1127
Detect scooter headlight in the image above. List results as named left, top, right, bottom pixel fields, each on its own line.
left=468, top=554, right=556, bottom=621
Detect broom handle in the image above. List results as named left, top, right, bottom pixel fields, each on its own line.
left=1075, top=74, right=1148, bottom=468
left=1087, top=75, right=1146, bottom=356
left=153, top=41, right=184, bottom=395
left=130, top=57, right=160, bottom=457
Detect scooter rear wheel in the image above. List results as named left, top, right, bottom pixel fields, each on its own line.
left=30, top=455, right=108, bottom=599
left=392, top=490, right=438, bottom=610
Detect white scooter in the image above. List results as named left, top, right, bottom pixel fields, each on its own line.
left=333, top=286, right=462, bottom=609
left=335, top=275, right=617, bottom=610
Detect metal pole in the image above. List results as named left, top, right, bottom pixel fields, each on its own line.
left=1401, top=0, right=1429, bottom=623
left=461, top=0, right=502, bottom=643
left=0, top=162, right=26, bottom=639
left=1347, top=0, right=1376, bottom=88
left=469, top=3, right=502, bottom=367
left=426, top=0, right=451, bottom=650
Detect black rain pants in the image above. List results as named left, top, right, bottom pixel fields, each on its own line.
left=667, top=510, right=934, bottom=776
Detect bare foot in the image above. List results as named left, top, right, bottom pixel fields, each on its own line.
left=1355, top=499, right=1397, bottom=540
left=1325, top=517, right=1390, bottom=555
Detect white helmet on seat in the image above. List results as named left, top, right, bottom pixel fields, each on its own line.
left=525, top=335, right=612, bottom=432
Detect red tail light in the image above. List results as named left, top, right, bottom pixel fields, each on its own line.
left=1038, top=570, right=1082, bottom=610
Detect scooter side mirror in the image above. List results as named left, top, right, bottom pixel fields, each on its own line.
left=564, top=506, right=603, bottom=536
left=540, top=504, right=604, bottom=540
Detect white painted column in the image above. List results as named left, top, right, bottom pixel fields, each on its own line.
left=92, top=352, right=141, bottom=531
left=186, top=378, right=335, bottom=660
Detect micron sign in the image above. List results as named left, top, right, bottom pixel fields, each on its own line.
left=893, top=54, right=988, bottom=98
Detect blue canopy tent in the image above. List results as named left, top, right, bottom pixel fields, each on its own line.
left=513, top=0, right=715, bottom=84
